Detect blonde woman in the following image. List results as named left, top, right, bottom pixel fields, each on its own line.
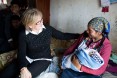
left=17, top=8, right=79, bottom=78
left=0, top=8, right=79, bottom=78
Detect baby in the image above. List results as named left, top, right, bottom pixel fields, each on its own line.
left=62, top=40, right=104, bottom=72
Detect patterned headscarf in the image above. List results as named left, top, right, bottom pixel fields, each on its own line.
left=88, top=17, right=110, bottom=37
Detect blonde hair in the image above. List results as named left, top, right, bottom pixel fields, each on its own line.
left=21, top=8, right=43, bottom=28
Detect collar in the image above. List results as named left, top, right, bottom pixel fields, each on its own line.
left=25, top=25, right=46, bottom=35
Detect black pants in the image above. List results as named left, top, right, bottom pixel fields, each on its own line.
left=61, top=69, right=102, bottom=78
left=0, top=59, right=19, bottom=78
left=0, top=59, right=50, bottom=78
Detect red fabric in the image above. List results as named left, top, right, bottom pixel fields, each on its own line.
left=64, top=32, right=112, bottom=75
left=102, top=6, right=109, bottom=12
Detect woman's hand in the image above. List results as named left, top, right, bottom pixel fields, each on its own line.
left=71, top=55, right=81, bottom=70
left=20, top=67, right=32, bottom=78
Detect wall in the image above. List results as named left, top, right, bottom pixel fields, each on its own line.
left=50, top=0, right=117, bottom=52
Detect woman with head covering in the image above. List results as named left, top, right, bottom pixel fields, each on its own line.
left=61, top=17, right=112, bottom=78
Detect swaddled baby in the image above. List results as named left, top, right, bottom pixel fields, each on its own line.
left=61, top=40, right=104, bottom=72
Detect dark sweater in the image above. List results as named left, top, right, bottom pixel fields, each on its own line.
left=18, top=26, right=79, bottom=68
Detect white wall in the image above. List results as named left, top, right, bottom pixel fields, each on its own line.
left=50, top=0, right=117, bottom=52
